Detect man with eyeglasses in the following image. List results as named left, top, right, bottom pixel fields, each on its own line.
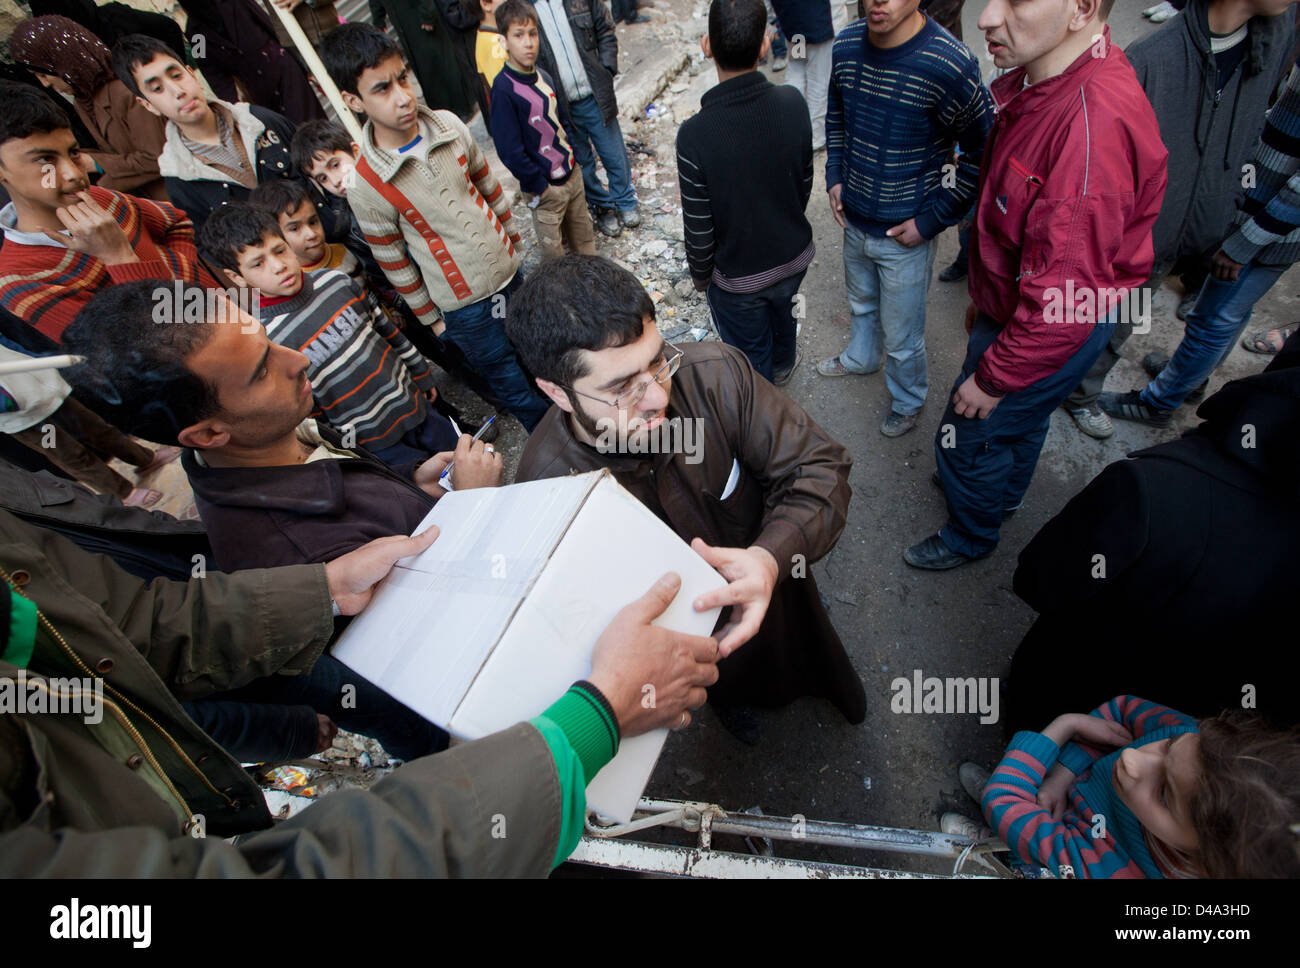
left=508, top=255, right=866, bottom=744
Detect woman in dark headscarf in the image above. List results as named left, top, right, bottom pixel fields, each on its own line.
left=28, top=0, right=189, bottom=56
left=8, top=15, right=169, bottom=200
left=175, top=0, right=325, bottom=125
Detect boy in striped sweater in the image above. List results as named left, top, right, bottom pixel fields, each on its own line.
left=198, top=203, right=459, bottom=467
left=816, top=0, right=993, bottom=438
left=0, top=82, right=217, bottom=343
left=319, top=23, right=549, bottom=432
left=964, top=696, right=1300, bottom=879
left=489, top=0, right=596, bottom=261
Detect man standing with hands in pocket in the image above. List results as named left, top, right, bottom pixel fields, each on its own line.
left=817, top=0, right=993, bottom=439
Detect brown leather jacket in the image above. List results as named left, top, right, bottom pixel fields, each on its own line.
left=515, top=341, right=866, bottom=721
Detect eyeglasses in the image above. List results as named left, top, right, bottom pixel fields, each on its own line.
left=562, top=345, right=683, bottom=410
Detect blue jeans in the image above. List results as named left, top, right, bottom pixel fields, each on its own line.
left=768, top=4, right=787, bottom=58
left=441, top=273, right=549, bottom=432
left=838, top=225, right=936, bottom=416
left=935, top=312, right=1114, bottom=558
left=1141, top=261, right=1286, bottom=411
left=706, top=270, right=806, bottom=382
left=567, top=94, right=637, bottom=213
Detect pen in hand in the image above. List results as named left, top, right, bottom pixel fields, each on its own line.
left=439, top=415, right=498, bottom=485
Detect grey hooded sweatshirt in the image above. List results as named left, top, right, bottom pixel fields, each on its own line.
left=1126, top=0, right=1295, bottom=276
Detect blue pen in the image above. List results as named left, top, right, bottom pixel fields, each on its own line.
left=439, top=415, right=498, bottom=483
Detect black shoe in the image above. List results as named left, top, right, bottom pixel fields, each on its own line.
left=713, top=704, right=762, bottom=746
left=931, top=470, right=1019, bottom=517
left=1097, top=389, right=1173, bottom=428
left=1140, top=352, right=1207, bottom=401
left=938, top=261, right=968, bottom=283
left=622, top=12, right=651, bottom=23
left=1176, top=292, right=1196, bottom=320
left=772, top=348, right=801, bottom=386
left=595, top=209, right=621, bottom=237
left=903, top=534, right=979, bottom=571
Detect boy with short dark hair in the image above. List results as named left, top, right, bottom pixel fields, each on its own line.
left=0, top=81, right=217, bottom=342
left=249, top=178, right=363, bottom=283
left=197, top=202, right=459, bottom=466
left=677, top=0, right=812, bottom=385
left=491, top=0, right=596, bottom=260
left=112, top=33, right=297, bottom=232
left=318, top=23, right=548, bottom=431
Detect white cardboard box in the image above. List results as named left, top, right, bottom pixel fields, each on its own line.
left=331, top=469, right=726, bottom=820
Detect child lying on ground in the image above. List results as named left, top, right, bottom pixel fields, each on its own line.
left=976, top=695, right=1300, bottom=878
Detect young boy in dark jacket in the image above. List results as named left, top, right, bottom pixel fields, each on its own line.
left=490, top=0, right=596, bottom=260
left=677, top=0, right=813, bottom=385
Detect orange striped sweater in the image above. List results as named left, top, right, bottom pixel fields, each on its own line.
left=0, top=186, right=218, bottom=342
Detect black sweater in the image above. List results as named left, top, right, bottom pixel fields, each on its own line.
left=675, top=72, right=814, bottom=291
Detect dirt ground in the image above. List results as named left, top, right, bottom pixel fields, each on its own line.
left=127, top=2, right=1298, bottom=873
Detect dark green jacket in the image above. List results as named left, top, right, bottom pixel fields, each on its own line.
left=0, top=511, right=561, bottom=875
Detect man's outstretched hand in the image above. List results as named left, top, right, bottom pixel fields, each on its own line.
left=323, top=527, right=439, bottom=615
left=588, top=572, right=720, bottom=737
left=689, top=539, right=779, bottom=657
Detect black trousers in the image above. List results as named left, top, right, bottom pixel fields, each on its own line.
left=705, top=269, right=807, bottom=383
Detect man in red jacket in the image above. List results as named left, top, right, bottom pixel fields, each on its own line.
left=904, top=0, right=1167, bottom=570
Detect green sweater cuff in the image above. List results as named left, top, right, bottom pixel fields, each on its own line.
left=528, top=682, right=621, bottom=869
left=538, top=681, right=619, bottom=783
left=2, top=585, right=37, bottom=669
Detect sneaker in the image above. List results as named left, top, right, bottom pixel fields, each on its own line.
left=1148, top=1, right=1178, bottom=23
left=903, top=534, right=978, bottom=571
left=772, top=55, right=788, bottom=71
left=1065, top=403, right=1114, bottom=439
left=880, top=411, right=918, bottom=438
left=1141, top=352, right=1207, bottom=401
left=596, top=210, right=622, bottom=237
left=1098, top=389, right=1173, bottom=428
left=959, top=762, right=992, bottom=804
left=1176, top=291, right=1196, bottom=320
left=772, top=349, right=802, bottom=386
left=940, top=812, right=992, bottom=840
left=816, top=355, right=852, bottom=377
left=1141, top=2, right=1165, bottom=15
left=617, top=207, right=641, bottom=229
left=938, top=261, right=968, bottom=283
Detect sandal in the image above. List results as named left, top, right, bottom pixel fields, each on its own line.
left=1242, top=325, right=1296, bottom=355
left=122, top=487, right=162, bottom=508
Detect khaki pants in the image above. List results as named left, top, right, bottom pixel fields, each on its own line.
left=527, top=168, right=596, bottom=259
